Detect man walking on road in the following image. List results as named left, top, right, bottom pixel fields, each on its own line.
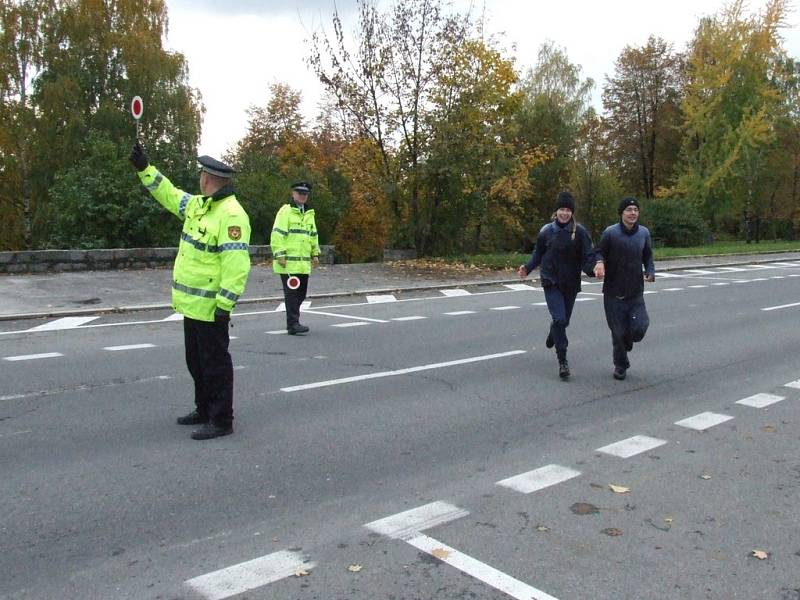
left=129, top=142, right=251, bottom=440
left=270, top=181, right=321, bottom=335
left=594, top=197, right=655, bottom=380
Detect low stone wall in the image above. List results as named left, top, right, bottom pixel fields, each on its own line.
left=0, top=245, right=335, bottom=274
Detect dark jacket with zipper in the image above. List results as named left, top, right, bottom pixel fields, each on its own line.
left=524, top=219, right=595, bottom=296
left=595, top=221, right=655, bottom=298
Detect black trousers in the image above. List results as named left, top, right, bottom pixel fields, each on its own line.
left=183, top=316, right=233, bottom=427
left=603, top=294, right=650, bottom=369
left=280, top=274, right=309, bottom=329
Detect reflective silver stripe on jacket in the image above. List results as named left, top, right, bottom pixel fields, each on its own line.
left=272, top=227, right=288, bottom=236
left=181, top=232, right=220, bottom=253
left=285, top=256, right=312, bottom=262
left=288, top=229, right=313, bottom=235
left=172, top=281, right=217, bottom=299
left=219, top=288, right=240, bottom=301
left=146, top=172, right=164, bottom=191
left=178, top=193, right=191, bottom=218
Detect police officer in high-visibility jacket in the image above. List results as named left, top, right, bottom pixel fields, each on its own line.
left=129, top=141, right=251, bottom=440
left=270, top=181, right=320, bottom=335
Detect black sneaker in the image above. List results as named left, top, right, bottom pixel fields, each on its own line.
left=288, top=324, right=310, bottom=335
left=176, top=410, right=206, bottom=425
left=559, top=359, right=570, bottom=379
left=613, top=366, right=627, bottom=380
left=545, top=333, right=554, bottom=349
left=191, top=423, right=233, bottom=440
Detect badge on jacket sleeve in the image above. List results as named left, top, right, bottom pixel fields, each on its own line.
left=228, top=226, right=242, bottom=241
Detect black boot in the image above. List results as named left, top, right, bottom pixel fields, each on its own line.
left=176, top=410, right=206, bottom=425
left=191, top=422, right=233, bottom=440
left=288, top=324, right=309, bottom=335
left=557, top=353, right=570, bottom=379
left=545, top=333, right=554, bottom=349
left=613, top=366, right=627, bottom=380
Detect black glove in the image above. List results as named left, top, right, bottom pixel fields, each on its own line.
left=129, top=141, right=149, bottom=171
left=214, top=307, right=230, bottom=323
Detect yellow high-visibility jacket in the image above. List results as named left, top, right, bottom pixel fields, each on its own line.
left=270, top=203, right=320, bottom=275
left=137, top=165, right=251, bottom=321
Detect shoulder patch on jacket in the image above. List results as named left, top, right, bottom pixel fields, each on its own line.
left=228, top=226, right=242, bottom=241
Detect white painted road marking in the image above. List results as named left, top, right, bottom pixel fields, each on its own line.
left=440, top=288, right=471, bottom=297
left=162, top=313, right=184, bottom=322
left=364, top=501, right=468, bottom=539
left=3, top=352, right=63, bottom=362
left=597, top=435, right=667, bottom=458
left=27, top=316, right=99, bottom=331
left=302, top=309, right=388, bottom=323
left=266, top=330, right=285, bottom=335
left=183, top=550, right=314, bottom=600
left=712, top=282, right=730, bottom=286
left=504, top=283, right=536, bottom=291
left=391, top=316, right=427, bottom=321
left=444, top=310, right=476, bottom=315
left=716, top=266, right=747, bottom=272
left=675, top=412, right=734, bottom=431
left=331, top=322, right=370, bottom=328
left=496, top=464, right=581, bottom=494
left=490, top=306, right=520, bottom=311
left=281, top=350, right=526, bottom=392
left=682, top=269, right=717, bottom=275
left=785, top=379, right=800, bottom=389
left=102, top=344, right=156, bottom=352
left=664, top=287, right=684, bottom=291
left=736, top=393, right=785, bottom=408
left=406, top=534, right=560, bottom=600
left=688, top=285, right=708, bottom=289
left=762, top=301, right=800, bottom=312
left=367, top=294, right=397, bottom=303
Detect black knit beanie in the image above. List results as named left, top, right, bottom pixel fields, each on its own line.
left=618, top=196, right=640, bottom=215
left=556, top=191, right=576, bottom=212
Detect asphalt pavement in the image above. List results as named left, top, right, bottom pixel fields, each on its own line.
left=2, top=250, right=800, bottom=320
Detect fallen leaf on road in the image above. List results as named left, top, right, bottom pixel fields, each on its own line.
left=761, top=425, right=777, bottom=433
left=664, top=518, right=673, bottom=524
left=700, top=475, right=712, bottom=480
left=347, top=564, right=363, bottom=572
left=536, top=525, right=550, bottom=532
left=431, top=548, right=452, bottom=560
left=609, top=484, right=630, bottom=494
left=602, top=528, right=624, bottom=537
left=294, top=568, right=310, bottom=577
left=752, top=550, right=769, bottom=560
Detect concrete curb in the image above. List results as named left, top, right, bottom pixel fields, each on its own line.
left=1, top=254, right=797, bottom=322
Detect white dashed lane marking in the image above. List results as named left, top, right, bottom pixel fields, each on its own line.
left=490, top=306, right=520, bottom=311
left=183, top=549, right=314, bottom=600
left=390, top=316, right=427, bottom=321
left=785, top=379, right=800, bottom=389
left=331, top=322, right=370, bottom=328
left=444, top=310, right=476, bottom=316
left=496, top=464, right=581, bottom=494
left=27, top=316, right=99, bottom=331
left=504, top=283, right=536, bottom=291
left=367, top=294, right=397, bottom=303
left=762, top=301, right=800, bottom=312
left=736, top=393, right=785, bottom=408
left=102, top=344, right=156, bottom=352
left=440, top=288, right=471, bottom=297
left=364, top=501, right=468, bottom=539
left=675, top=412, right=734, bottom=431
left=596, top=435, right=667, bottom=458
left=3, top=352, right=63, bottom=362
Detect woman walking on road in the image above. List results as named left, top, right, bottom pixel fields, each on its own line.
left=518, top=191, right=596, bottom=379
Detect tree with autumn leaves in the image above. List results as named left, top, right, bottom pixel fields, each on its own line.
left=1, top=0, right=798, bottom=255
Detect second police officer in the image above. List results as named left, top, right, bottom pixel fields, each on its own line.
left=270, top=181, right=321, bottom=335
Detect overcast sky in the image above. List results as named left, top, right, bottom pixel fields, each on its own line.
left=164, top=0, right=800, bottom=157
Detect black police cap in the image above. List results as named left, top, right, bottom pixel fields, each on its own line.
left=198, top=155, right=236, bottom=178
left=291, top=181, right=312, bottom=193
